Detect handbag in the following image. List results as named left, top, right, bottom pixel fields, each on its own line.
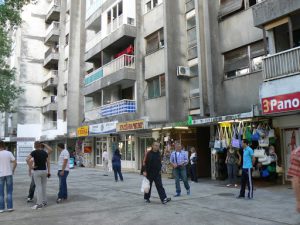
left=268, top=127, right=275, bottom=138
left=245, top=126, right=252, bottom=143
left=221, top=127, right=229, bottom=148
left=276, top=165, right=283, bottom=174
left=258, top=154, right=268, bottom=162
left=231, top=125, right=240, bottom=148
left=261, top=168, right=269, bottom=177
left=262, top=156, right=272, bottom=165
left=141, top=177, right=150, bottom=193
left=254, top=148, right=265, bottom=158
left=252, top=169, right=260, bottom=178
left=259, top=137, right=269, bottom=147
left=214, top=127, right=221, bottom=149
left=251, top=129, right=260, bottom=141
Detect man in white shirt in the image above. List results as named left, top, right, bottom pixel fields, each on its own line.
left=102, top=150, right=109, bottom=176
left=0, top=141, right=17, bottom=213
left=56, top=143, right=70, bottom=203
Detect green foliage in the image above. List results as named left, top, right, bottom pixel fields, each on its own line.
left=0, top=0, right=29, bottom=112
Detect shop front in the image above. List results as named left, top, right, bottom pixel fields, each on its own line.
left=77, top=125, right=94, bottom=167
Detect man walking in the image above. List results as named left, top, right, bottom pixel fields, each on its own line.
left=170, top=142, right=190, bottom=197
left=142, top=141, right=171, bottom=204
left=0, top=141, right=17, bottom=213
left=102, top=150, right=109, bottom=176
left=56, top=143, right=70, bottom=203
left=26, top=141, right=50, bottom=209
left=237, top=139, right=255, bottom=199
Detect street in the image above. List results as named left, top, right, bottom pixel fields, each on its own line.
left=0, top=165, right=300, bottom=225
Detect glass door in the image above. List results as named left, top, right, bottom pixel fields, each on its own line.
left=96, top=137, right=107, bottom=166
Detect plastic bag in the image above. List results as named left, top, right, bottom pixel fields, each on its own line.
left=141, top=177, right=150, bottom=193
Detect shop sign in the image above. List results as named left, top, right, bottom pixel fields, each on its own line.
left=117, top=120, right=144, bottom=132
left=89, top=121, right=118, bottom=135
left=192, top=112, right=253, bottom=125
left=262, top=92, right=300, bottom=115
left=77, top=126, right=89, bottom=137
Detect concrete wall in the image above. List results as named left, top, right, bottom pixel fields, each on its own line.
left=143, top=3, right=164, bottom=37
left=219, top=8, right=263, bottom=52
left=145, top=97, right=167, bottom=122
left=145, top=48, right=165, bottom=79
left=164, top=0, right=189, bottom=122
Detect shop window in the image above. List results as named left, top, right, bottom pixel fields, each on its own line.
left=119, top=135, right=135, bottom=161
left=224, top=40, right=265, bottom=78
left=145, top=29, right=164, bottom=54
left=147, top=74, right=165, bottom=99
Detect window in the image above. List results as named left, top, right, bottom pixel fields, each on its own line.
left=107, top=11, right=111, bottom=24
left=146, top=29, right=164, bottom=54
left=63, top=110, right=67, bottom=122
left=113, top=5, right=117, bottom=19
left=185, top=0, right=195, bottom=13
left=147, top=74, right=165, bottom=99
left=187, top=16, right=197, bottom=58
left=64, top=58, right=68, bottom=71
left=188, top=46, right=197, bottom=60
left=118, top=1, right=123, bottom=16
left=224, top=40, right=264, bottom=78
left=65, top=34, right=69, bottom=46
left=145, top=0, right=161, bottom=13
left=146, top=1, right=151, bottom=13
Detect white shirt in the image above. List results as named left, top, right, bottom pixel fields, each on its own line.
left=58, top=149, right=70, bottom=171
left=102, top=151, right=108, bottom=161
left=190, top=152, right=196, bottom=165
left=0, top=150, right=15, bottom=177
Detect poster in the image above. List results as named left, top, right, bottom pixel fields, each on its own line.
left=17, top=142, right=34, bottom=163
left=284, top=128, right=300, bottom=179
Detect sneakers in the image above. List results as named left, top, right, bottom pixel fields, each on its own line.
left=236, top=195, right=245, bottom=199
left=0, top=210, right=4, bottom=213
left=187, top=189, right=191, bottom=195
left=27, top=198, right=33, bottom=203
left=56, top=198, right=62, bottom=204
left=162, top=197, right=171, bottom=204
left=173, top=193, right=181, bottom=197
left=144, top=199, right=150, bottom=203
left=226, top=184, right=232, bottom=187
left=42, top=201, right=48, bottom=207
left=7, top=208, right=14, bottom=212
left=31, top=204, right=43, bottom=210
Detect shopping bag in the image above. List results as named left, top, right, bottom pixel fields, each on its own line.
left=254, top=148, right=265, bottom=158
left=276, top=165, right=283, bottom=174
left=141, top=177, right=150, bottom=193
left=259, top=137, right=269, bottom=147
left=262, top=156, right=272, bottom=165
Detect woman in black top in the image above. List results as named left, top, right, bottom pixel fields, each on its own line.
left=112, top=149, right=123, bottom=182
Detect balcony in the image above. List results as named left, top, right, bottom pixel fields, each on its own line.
left=46, top=0, right=61, bottom=24
left=100, top=99, right=136, bottom=117
left=103, top=54, right=135, bottom=77
left=252, top=0, right=300, bottom=27
left=84, top=107, right=101, bottom=122
left=262, top=46, right=300, bottom=81
left=44, top=47, right=59, bottom=69
left=42, top=71, right=58, bottom=91
left=45, top=22, right=59, bottom=45
left=42, top=121, right=57, bottom=131
left=84, top=67, right=103, bottom=86
left=42, top=96, right=57, bottom=113
left=86, top=0, right=107, bottom=20
left=86, top=31, right=102, bottom=52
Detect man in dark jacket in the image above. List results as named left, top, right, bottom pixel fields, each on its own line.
left=142, top=141, right=171, bottom=204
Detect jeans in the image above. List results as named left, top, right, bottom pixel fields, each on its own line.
left=103, top=160, right=109, bottom=174
left=144, top=174, right=167, bottom=202
left=0, top=175, right=13, bottom=210
left=28, top=176, right=35, bottom=199
left=227, top=163, right=237, bottom=184
left=239, top=168, right=253, bottom=198
left=190, top=164, right=198, bottom=182
left=173, top=166, right=190, bottom=194
left=113, top=164, right=123, bottom=181
left=33, top=170, right=47, bottom=205
left=58, top=170, right=69, bottom=199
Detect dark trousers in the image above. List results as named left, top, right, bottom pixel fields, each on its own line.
left=28, top=176, right=35, bottom=199
left=113, top=165, right=123, bottom=181
left=239, top=168, right=253, bottom=198
left=144, top=174, right=167, bottom=202
left=190, top=164, right=198, bottom=182
left=58, top=170, right=69, bottom=199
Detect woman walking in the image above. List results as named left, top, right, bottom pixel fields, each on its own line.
left=112, top=149, right=123, bottom=182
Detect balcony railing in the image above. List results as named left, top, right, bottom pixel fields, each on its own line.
left=103, top=54, right=135, bottom=77
left=42, top=121, right=57, bottom=131
left=263, top=46, right=300, bottom=80
left=84, top=67, right=103, bottom=86
left=45, top=47, right=59, bottom=59
left=100, top=99, right=136, bottom=117
left=46, top=21, right=59, bottom=36
left=84, top=107, right=101, bottom=121
left=86, top=31, right=102, bottom=52
left=47, top=0, right=60, bottom=14
left=43, top=95, right=57, bottom=105
left=42, top=71, right=58, bottom=90
left=107, top=14, right=135, bottom=35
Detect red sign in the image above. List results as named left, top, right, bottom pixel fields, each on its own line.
left=262, top=92, right=300, bottom=115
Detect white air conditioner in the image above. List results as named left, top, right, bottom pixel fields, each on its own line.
left=177, top=66, right=191, bottom=77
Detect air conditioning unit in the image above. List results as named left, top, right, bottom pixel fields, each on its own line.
left=177, top=66, right=190, bottom=77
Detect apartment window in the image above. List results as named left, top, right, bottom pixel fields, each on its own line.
left=118, top=1, right=123, bottom=16
left=65, top=34, right=69, bottom=46
left=185, top=0, right=195, bottom=13
left=145, top=0, right=161, bottom=13
left=113, top=5, right=117, bottom=20
left=187, top=16, right=197, bottom=48
left=146, top=29, right=164, bottom=54
left=224, top=40, right=264, bottom=78
left=147, top=75, right=165, bottom=99
left=107, top=11, right=111, bottom=24
left=63, top=110, right=67, bottom=122
left=64, top=58, right=68, bottom=71
left=145, top=1, right=151, bottom=13
left=188, top=46, right=197, bottom=60
left=64, top=83, right=68, bottom=95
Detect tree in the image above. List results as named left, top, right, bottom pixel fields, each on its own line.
left=0, top=0, right=29, bottom=112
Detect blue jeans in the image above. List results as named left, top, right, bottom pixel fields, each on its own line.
left=112, top=164, right=123, bottom=181
left=58, top=170, right=69, bottom=199
left=0, top=175, right=13, bottom=210
left=173, top=166, right=190, bottom=194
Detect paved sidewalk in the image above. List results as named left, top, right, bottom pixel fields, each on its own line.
left=0, top=165, right=299, bottom=225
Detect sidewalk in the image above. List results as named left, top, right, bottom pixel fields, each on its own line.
left=0, top=165, right=299, bottom=225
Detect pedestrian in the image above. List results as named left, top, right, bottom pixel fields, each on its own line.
left=170, top=142, right=190, bottom=197
left=0, top=141, right=17, bottom=213
left=27, top=143, right=53, bottom=202
left=225, top=145, right=241, bottom=187
left=288, top=146, right=300, bottom=213
left=56, top=143, right=70, bottom=204
left=112, top=149, right=123, bottom=182
left=190, top=147, right=198, bottom=183
left=102, top=150, right=109, bottom=176
left=237, top=139, right=255, bottom=199
left=142, top=141, right=171, bottom=204
left=26, top=141, right=50, bottom=209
